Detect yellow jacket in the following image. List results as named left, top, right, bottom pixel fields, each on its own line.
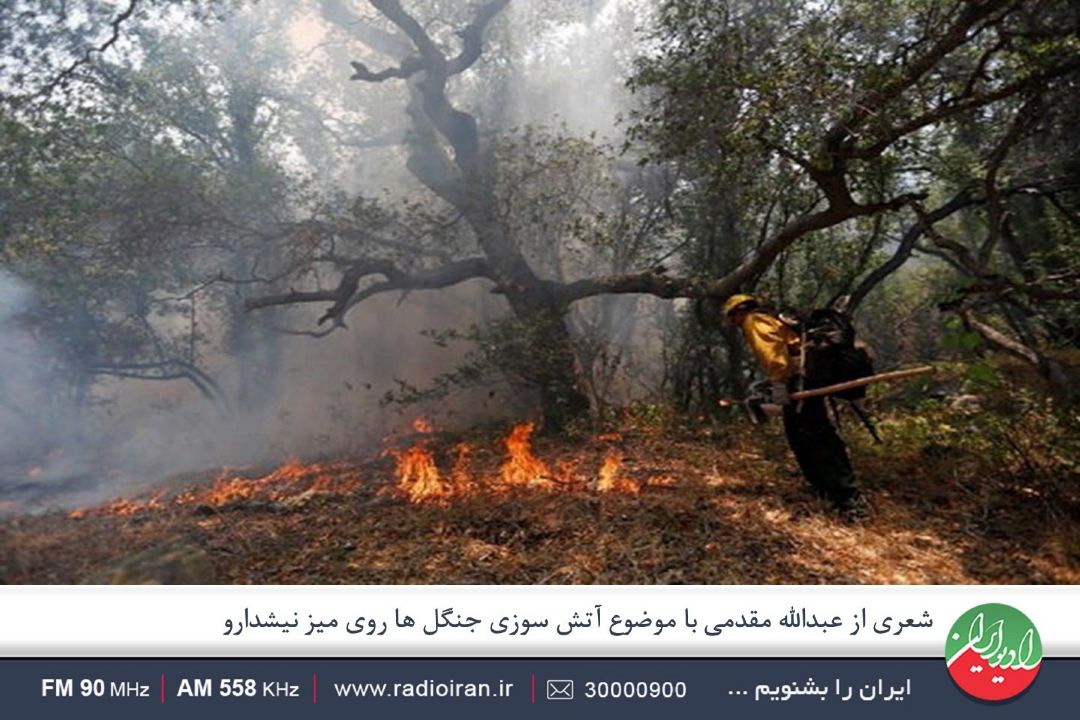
left=739, top=310, right=800, bottom=382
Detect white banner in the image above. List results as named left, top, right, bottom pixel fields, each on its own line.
left=0, top=585, right=1075, bottom=657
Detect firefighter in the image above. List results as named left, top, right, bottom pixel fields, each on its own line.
left=723, top=294, right=863, bottom=515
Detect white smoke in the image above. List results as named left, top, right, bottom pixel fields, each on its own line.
left=0, top=1, right=666, bottom=512
left=0, top=270, right=47, bottom=465
left=506, top=0, right=650, bottom=139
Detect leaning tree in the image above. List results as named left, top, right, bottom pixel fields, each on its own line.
left=246, top=0, right=1080, bottom=421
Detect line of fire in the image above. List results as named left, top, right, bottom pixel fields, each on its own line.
left=62, top=419, right=643, bottom=519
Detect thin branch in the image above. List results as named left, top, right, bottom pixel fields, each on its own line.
left=977, top=94, right=1042, bottom=267
left=956, top=308, right=1071, bottom=397
left=824, top=0, right=1016, bottom=152
left=245, top=256, right=494, bottom=326
left=848, top=188, right=978, bottom=310
left=844, top=60, right=1079, bottom=161
left=86, top=359, right=229, bottom=414
left=446, top=0, right=512, bottom=76
left=1033, top=188, right=1080, bottom=229
left=369, top=0, right=446, bottom=67
left=36, top=0, right=141, bottom=98
left=755, top=132, right=816, bottom=174
left=349, top=55, right=424, bottom=82
left=320, top=0, right=413, bottom=57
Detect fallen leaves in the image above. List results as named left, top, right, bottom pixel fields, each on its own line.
left=0, top=420, right=1077, bottom=585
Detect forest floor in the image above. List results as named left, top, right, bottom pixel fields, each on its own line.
left=2, top=375, right=1078, bottom=585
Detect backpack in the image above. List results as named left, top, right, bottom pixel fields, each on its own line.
left=799, top=308, right=874, bottom=400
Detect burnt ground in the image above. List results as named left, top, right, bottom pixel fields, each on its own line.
left=1, top=415, right=1077, bottom=585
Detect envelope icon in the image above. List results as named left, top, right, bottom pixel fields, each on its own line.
left=546, top=679, right=574, bottom=700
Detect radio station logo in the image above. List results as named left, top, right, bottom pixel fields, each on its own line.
left=945, top=603, right=1042, bottom=702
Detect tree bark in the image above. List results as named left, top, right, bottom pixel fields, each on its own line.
left=959, top=309, right=1072, bottom=400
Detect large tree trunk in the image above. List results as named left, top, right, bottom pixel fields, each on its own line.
left=274, top=0, right=936, bottom=424
left=386, top=51, right=592, bottom=429
left=459, top=179, right=590, bottom=429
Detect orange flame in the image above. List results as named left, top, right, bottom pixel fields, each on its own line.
left=69, top=459, right=361, bottom=517
left=177, top=458, right=318, bottom=506
left=645, top=474, right=677, bottom=487
left=386, top=419, right=460, bottom=503
left=393, top=444, right=451, bottom=503
left=500, top=422, right=553, bottom=488
left=69, top=488, right=168, bottom=518
left=597, top=452, right=638, bottom=494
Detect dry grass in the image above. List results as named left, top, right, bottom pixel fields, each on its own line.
left=1, top=413, right=1077, bottom=585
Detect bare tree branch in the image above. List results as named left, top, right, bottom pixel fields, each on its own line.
left=36, top=0, right=142, bottom=98
left=86, top=359, right=229, bottom=414
left=369, top=0, right=447, bottom=67
left=446, top=0, right=512, bottom=76
left=977, top=93, right=1043, bottom=266
left=320, top=0, right=413, bottom=57
left=360, top=0, right=511, bottom=168
left=957, top=308, right=1071, bottom=396
left=349, top=56, right=424, bottom=81
left=844, top=60, right=1079, bottom=161
left=824, top=0, right=1016, bottom=153
left=554, top=190, right=927, bottom=305
left=848, top=188, right=979, bottom=310
left=246, top=256, right=494, bottom=326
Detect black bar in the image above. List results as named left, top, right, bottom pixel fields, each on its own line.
left=4, top=658, right=1072, bottom=718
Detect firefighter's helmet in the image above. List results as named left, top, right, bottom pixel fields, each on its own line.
left=722, top=293, right=759, bottom=323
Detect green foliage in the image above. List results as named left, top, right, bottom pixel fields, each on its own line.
left=964, top=362, right=1002, bottom=388
left=864, top=385, right=1079, bottom=510
left=628, top=0, right=1079, bottom=406
left=382, top=312, right=585, bottom=419
left=941, top=316, right=984, bottom=354
left=1, top=6, right=309, bottom=414
left=4, top=0, right=1079, bottom=437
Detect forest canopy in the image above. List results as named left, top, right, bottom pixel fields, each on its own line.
left=1, top=0, right=1077, bottom=473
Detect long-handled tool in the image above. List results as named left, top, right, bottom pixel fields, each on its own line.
left=719, top=365, right=936, bottom=423
left=789, top=365, right=935, bottom=401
